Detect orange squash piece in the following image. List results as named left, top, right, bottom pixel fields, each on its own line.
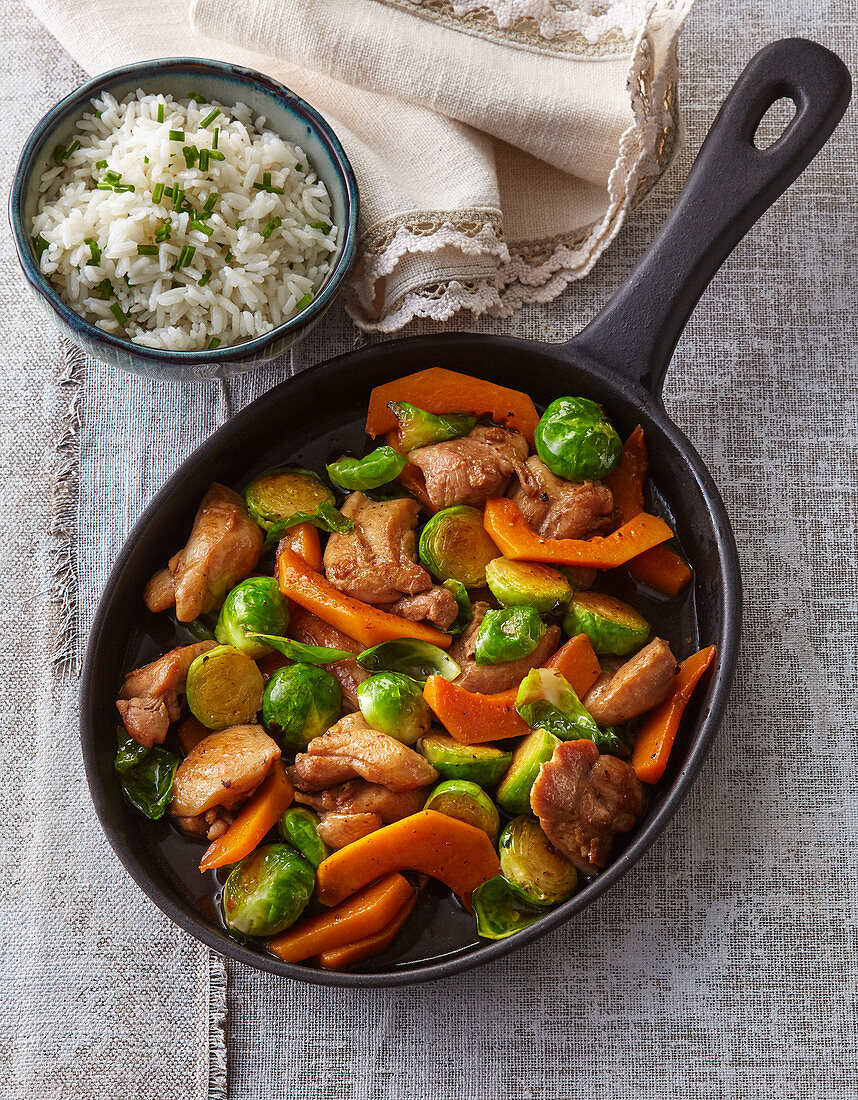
left=423, top=675, right=529, bottom=744
left=315, top=889, right=419, bottom=970
left=543, top=634, right=602, bottom=698
left=604, top=425, right=647, bottom=522
left=365, top=367, right=539, bottom=446
left=628, top=545, right=693, bottom=597
left=281, top=521, right=323, bottom=571
left=175, top=715, right=210, bottom=755
left=315, top=810, right=501, bottom=910
left=268, top=873, right=414, bottom=963
left=632, top=645, right=716, bottom=784
left=276, top=544, right=451, bottom=649
left=198, top=760, right=294, bottom=873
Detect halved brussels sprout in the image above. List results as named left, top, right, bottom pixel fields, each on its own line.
left=474, top=606, right=546, bottom=667
left=262, top=663, right=341, bottom=752
left=223, top=843, right=315, bottom=937
left=356, top=638, right=460, bottom=682
left=215, top=577, right=290, bottom=657
left=278, top=807, right=330, bottom=868
left=496, top=728, right=560, bottom=815
left=247, top=633, right=353, bottom=665
left=443, top=578, right=472, bottom=635
left=485, top=558, right=572, bottom=614
left=423, top=779, right=500, bottom=842
left=356, top=671, right=431, bottom=744
left=499, top=816, right=577, bottom=906
left=472, top=875, right=543, bottom=940
left=515, top=668, right=627, bottom=757
left=186, top=645, right=264, bottom=730
left=418, top=506, right=501, bottom=587
left=326, top=447, right=408, bottom=491
left=245, top=466, right=334, bottom=530
left=388, top=400, right=477, bottom=452
left=114, top=728, right=179, bottom=820
left=264, top=501, right=354, bottom=547
left=534, top=396, right=623, bottom=481
left=418, top=733, right=512, bottom=786
left=563, top=592, right=650, bottom=656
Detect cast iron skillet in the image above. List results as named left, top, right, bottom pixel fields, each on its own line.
left=81, top=39, right=850, bottom=986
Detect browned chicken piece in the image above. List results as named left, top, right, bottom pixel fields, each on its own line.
left=407, top=425, right=530, bottom=509
left=294, top=780, right=428, bottom=823
left=583, top=637, right=678, bottom=726
left=174, top=807, right=235, bottom=841
left=387, top=586, right=459, bottom=630
left=290, top=608, right=367, bottom=708
left=317, top=812, right=382, bottom=849
left=116, top=640, right=216, bottom=747
left=450, top=602, right=561, bottom=694
left=564, top=565, right=598, bottom=591
left=289, top=713, right=438, bottom=792
left=144, top=483, right=264, bottom=622
left=509, top=455, right=615, bottom=540
left=323, top=492, right=431, bottom=604
left=170, top=724, right=280, bottom=818
left=530, top=739, right=646, bottom=873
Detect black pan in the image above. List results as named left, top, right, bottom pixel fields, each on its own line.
left=81, top=38, right=851, bottom=987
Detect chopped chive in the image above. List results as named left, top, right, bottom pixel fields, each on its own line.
left=33, top=234, right=50, bottom=258
left=103, top=169, right=122, bottom=184
left=170, top=280, right=180, bottom=289
left=200, top=107, right=221, bottom=128
left=109, top=302, right=127, bottom=324
left=182, top=145, right=198, bottom=168
left=143, top=155, right=149, bottom=164
left=310, top=221, right=331, bottom=234
left=84, top=238, right=101, bottom=264
left=296, top=293, right=313, bottom=310
left=212, top=128, right=219, bottom=150
left=235, top=221, right=242, bottom=229
left=152, top=182, right=165, bottom=203
left=114, top=184, right=136, bottom=193
left=137, top=244, right=159, bottom=255
left=208, top=150, right=225, bottom=161
left=52, top=145, right=67, bottom=165
left=157, top=103, right=164, bottom=123
left=172, top=187, right=184, bottom=210
left=190, top=219, right=214, bottom=237
left=168, top=129, right=185, bottom=141
left=198, top=268, right=212, bottom=287
left=263, top=172, right=271, bottom=188
left=93, top=278, right=113, bottom=298
left=94, top=110, right=103, bottom=119
left=174, top=245, right=196, bottom=269
left=123, top=274, right=131, bottom=286
left=96, top=159, right=107, bottom=169
left=261, top=216, right=281, bottom=239
left=198, top=149, right=209, bottom=172
left=154, top=221, right=172, bottom=243
left=224, top=251, right=233, bottom=264
left=96, top=182, right=114, bottom=191
left=188, top=92, right=206, bottom=103
left=295, top=163, right=303, bottom=172
left=208, top=337, right=221, bottom=350
left=203, top=192, right=218, bottom=212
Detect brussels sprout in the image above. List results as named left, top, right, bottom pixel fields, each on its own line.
left=223, top=843, right=315, bottom=937
left=473, top=607, right=546, bottom=667
left=418, top=733, right=512, bottom=786
left=278, top=807, right=330, bottom=868
left=515, top=667, right=627, bottom=757
left=245, top=465, right=334, bottom=530
left=418, top=506, right=501, bottom=587
left=472, top=875, right=543, bottom=940
left=563, top=592, right=650, bottom=656
left=326, top=447, right=408, bottom=491
left=115, top=728, right=179, bottom=820
left=424, top=779, right=500, bottom=842
left=496, top=728, right=560, bottom=815
left=499, top=816, right=577, bottom=906
left=443, top=578, right=472, bottom=635
left=485, top=558, right=572, bottom=614
left=215, top=577, right=290, bottom=657
left=356, top=672, right=431, bottom=744
left=262, top=663, right=341, bottom=752
left=534, top=396, right=623, bottom=481
left=356, top=638, right=460, bottom=682
left=185, top=645, right=264, bottom=730
left=264, top=501, right=354, bottom=547
left=388, top=400, right=477, bottom=452
left=247, top=633, right=353, bottom=665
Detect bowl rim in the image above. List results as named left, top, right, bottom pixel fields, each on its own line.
left=8, top=56, right=359, bottom=366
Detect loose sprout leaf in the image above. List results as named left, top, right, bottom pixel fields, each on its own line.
left=388, top=400, right=477, bottom=452
left=264, top=501, right=354, bottom=547
left=515, top=667, right=625, bottom=755
left=115, top=727, right=150, bottom=773
left=356, top=638, right=460, bottom=682
left=326, top=446, right=408, bottom=492
left=114, top=729, right=179, bottom=820
left=246, top=633, right=354, bottom=665
left=442, top=578, right=472, bottom=635
left=472, top=875, right=543, bottom=940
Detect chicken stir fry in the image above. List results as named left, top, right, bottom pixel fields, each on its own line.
left=113, top=368, right=713, bottom=966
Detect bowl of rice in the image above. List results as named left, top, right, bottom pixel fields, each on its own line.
left=9, top=58, right=359, bottom=380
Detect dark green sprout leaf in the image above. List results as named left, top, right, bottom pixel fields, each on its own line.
left=388, top=401, right=477, bottom=452
left=356, top=638, right=460, bottom=682
left=114, top=727, right=150, bottom=774
left=326, top=446, right=408, bottom=492
left=443, top=578, right=472, bottom=635
left=515, top=667, right=628, bottom=757
left=246, top=633, right=353, bottom=665
left=115, top=728, right=178, bottom=820
left=473, top=875, right=544, bottom=940
left=264, top=501, right=354, bottom=548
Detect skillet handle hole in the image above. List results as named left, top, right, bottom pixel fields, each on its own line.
left=753, top=96, right=797, bottom=150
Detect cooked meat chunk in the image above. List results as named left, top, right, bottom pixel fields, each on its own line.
left=117, top=640, right=216, bottom=747
left=450, top=602, right=561, bottom=693
left=583, top=637, right=678, bottom=725
left=408, top=425, right=529, bottom=509
left=290, top=607, right=367, bottom=708
left=387, top=586, right=459, bottom=630
left=509, top=455, right=614, bottom=540
left=531, top=739, right=645, bottom=873
left=564, top=565, right=598, bottom=591
left=294, top=780, right=427, bottom=823
left=317, top=812, right=382, bottom=849
left=144, top=567, right=176, bottom=613
left=174, top=807, right=235, bottom=841
left=289, top=714, right=438, bottom=792
left=170, top=724, right=280, bottom=818
left=323, top=492, right=431, bottom=604
left=145, top=483, right=264, bottom=622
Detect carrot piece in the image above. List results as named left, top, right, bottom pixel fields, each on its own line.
left=632, top=645, right=716, bottom=784
left=628, top=545, right=693, bottom=597
left=365, top=367, right=539, bottom=446
left=315, top=889, right=419, bottom=970
left=315, top=810, right=501, bottom=910
left=198, top=760, right=294, bottom=872
left=276, top=544, right=451, bottom=649
left=483, top=498, right=673, bottom=569
left=176, top=715, right=210, bottom=755
left=424, top=675, right=530, bottom=744
left=268, top=873, right=413, bottom=963
left=604, top=425, right=647, bottom=523
left=544, top=634, right=602, bottom=698
left=281, top=521, right=322, bottom=571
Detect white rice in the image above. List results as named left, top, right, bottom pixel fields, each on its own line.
left=31, top=89, right=339, bottom=351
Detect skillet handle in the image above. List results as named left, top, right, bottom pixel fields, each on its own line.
left=571, top=38, right=851, bottom=395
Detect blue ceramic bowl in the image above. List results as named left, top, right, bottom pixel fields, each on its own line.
left=9, top=58, right=359, bottom=380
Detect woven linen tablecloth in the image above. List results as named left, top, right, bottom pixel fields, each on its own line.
left=2, top=0, right=856, bottom=1097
